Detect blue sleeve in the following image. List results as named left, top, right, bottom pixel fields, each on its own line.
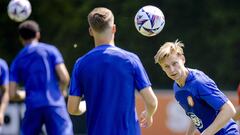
left=50, top=46, right=64, bottom=65
left=68, top=61, right=83, bottom=97
left=197, top=81, right=228, bottom=111
left=0, top=60, right=9, bottom=85
left=131, top=54, right=151, bottom=91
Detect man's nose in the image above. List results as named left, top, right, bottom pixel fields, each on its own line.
left=169, top=65, right=174, bottom=72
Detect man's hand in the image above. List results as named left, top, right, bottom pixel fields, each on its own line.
left=0, top=112, right=4, bottom=126
left=140, top=110, right=153, bottom=128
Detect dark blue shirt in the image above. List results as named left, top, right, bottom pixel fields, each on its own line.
left=10, top=42, right=66, bottom=109
left=69, top=44, right=151, bottom=135
left=174, top=68, right=238, bottom=135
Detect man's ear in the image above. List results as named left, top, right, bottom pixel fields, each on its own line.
left=36, top=32, right=40, bottom=40
left=112, top=24, right=116, bottom=33
left=181, top=55, right=186, bottom=64
left=89, top=27, right=93, bottom=36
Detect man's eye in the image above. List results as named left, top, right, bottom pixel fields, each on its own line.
left=173, top=62, right=177, bottom=66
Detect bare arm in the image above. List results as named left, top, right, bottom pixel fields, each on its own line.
left=186, top=121, right=196, bottom=135
left=235, top=84, right=240, bottom=121
left=9, top=82, right=25, bottom=101
left=139, top=86, right=158, bottom=128
left=233, top=105, right=240, bottom=121
left=201, top=100, right=236, bottom=135
left=67, top=95, right=86, bottom=115
left=55, top=63, right=70, bottom=97
left=0, top=84, right=9, bottom=125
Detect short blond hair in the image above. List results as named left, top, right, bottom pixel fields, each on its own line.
left=87, top=7, right=114, bottom=33
left=154, top=40, right=184, bottom=64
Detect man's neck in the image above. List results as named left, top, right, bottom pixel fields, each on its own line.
left=94, top=34, right=115, bottom=47
left=176, top=68, right=189, bottom=87
left=23, top=39, right=38, bottom=46
left=95, top=40, right=115, bottom=47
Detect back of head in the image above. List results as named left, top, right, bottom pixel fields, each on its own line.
left=154, top=40, right=184, bottom=64
left=18, top=20, right=40, bottom=40
left=87, top=7, right=114, bottom=33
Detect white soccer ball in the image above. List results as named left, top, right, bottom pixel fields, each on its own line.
left=7, top=0, right=32, bottom=22
left=134, top=5, right=165, bottom=37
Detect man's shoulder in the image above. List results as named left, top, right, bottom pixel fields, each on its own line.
left=114, top=46, right=137, bottom=55
left=110, top=46, right=140, bottom=62
left=189, top=68, right=206, bottom=80
left=0, top=58, right=6, bottom=65
left=0, top=59, right=8, bottom=69
left=188, top=68, right=215, bottom=87
left=38, top=42, right=57, bottom=50
left=36, top=42, right=62, bottom=56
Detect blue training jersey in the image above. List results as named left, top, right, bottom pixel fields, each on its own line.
left=174, top=68, right=238, bottom=135
left=69, top=44, right=151, bottom=135
left=0, top=58, right=9, bottom=86
left=10, top=42, right=66, bottom=109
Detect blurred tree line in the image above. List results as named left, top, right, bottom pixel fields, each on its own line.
left=0, top=0, right=240, bottom=90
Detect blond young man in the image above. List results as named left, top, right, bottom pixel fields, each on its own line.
left=154, top=40, right=238, bottom=135
left=68, top=7, right=158, bottom=135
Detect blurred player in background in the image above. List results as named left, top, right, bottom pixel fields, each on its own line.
left=68, top=7, right=158, bottom=135
left=154, top=40, right=238, bottom=135
left=0, top=58, right=9, bottom=132
left=9, top=20, right=73, bottom=135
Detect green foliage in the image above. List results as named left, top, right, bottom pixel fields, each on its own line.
left=0, top=0, right=239, bottom=90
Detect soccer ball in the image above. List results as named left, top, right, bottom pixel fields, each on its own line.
left=7, top=0, right=32, bottom=22
left=134, top=5, right=165, bottom=37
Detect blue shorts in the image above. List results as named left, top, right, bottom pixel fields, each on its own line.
left=21, top=106, right=73, bottom=135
